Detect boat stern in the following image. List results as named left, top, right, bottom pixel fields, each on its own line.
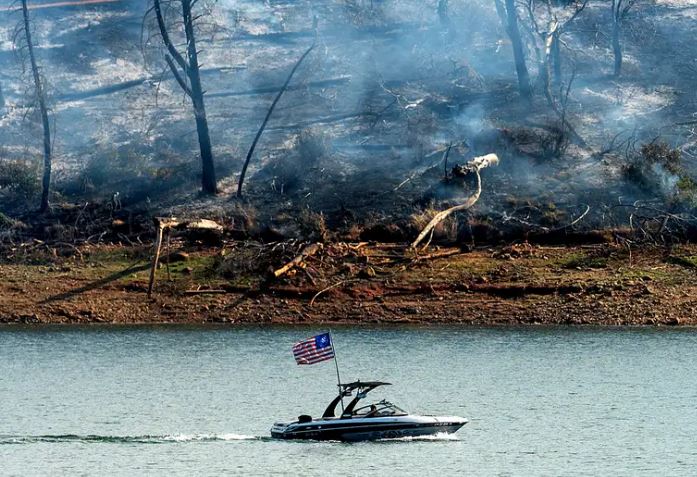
left=270, top=422, right=291, bottom=438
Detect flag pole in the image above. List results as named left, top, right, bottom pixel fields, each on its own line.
left=329, top=330, right=345, bottom=413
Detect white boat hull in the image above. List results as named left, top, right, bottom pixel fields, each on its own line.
left=271, top=415, right=467, bottom=441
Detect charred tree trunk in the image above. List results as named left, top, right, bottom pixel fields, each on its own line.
left=610, top=0, right=638, bottom=77
left=21, top=0, right=52, bottom=212
left=153, top=0, right=217, bottom=195
left=437, top=0, right=450, bottom=27
left=551, top=32, right=562, bottom=86
left=612, top=9, right=623, bottom=76
left=181, top=0, right=216, bottom=194
left=502, top=0, right=532, bottom=99
left=192, top=93, right=216, bottom=194
left=236, top=43, right=315, bottom=198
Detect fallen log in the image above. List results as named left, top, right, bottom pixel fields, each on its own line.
left=57, top=67, right=230, bottom=102
left=208, top=77, right=351, bottom=98
left=411, top=153, right=499, bottom=249
left=273, top=243, right=323, bottom=278
left=178, top=219, right=224, bottom=232
left=412, top=248, right=465, bottom=261
left=229, top=22, right=422, bottom=44
left=58, top=78, right=148, bottom=102
left=264, top=111, right=377, bottom=131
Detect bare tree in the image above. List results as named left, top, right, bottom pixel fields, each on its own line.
left=611, top=0, right=639, bottom=76
left=521, top=0, right=588, bottom=105
left=151, top=0, right=217, bottom=194
left=495, top=0, right=533, bottom=99
left=0, top=82, right=5, bottom=114
left=14, top=0, right=52, bottom=212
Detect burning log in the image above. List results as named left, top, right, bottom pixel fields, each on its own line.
left=411, top=154, right=499, bottom=249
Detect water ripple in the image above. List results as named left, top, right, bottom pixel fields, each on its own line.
left=0, top=433, right=262, bottom=445
left=0, top=432, right=461, bottom=445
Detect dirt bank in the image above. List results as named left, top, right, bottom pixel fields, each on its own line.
left=1, top=241, right=695, bottom=326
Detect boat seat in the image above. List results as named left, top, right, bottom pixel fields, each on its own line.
left=298, top=414, right=312, bottom=423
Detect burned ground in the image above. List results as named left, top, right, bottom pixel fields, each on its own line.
left=0, top=1, right=695, bottom=237
left=0, top=1, right=696, bottom=324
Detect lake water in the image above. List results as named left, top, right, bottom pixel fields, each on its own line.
left=1, top=325, right=696, bottom=476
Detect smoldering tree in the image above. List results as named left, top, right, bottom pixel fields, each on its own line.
left=12, top=0, right=53, bottom=212
left=611, top=0, right=640, bottom=76
left=147, top=0, right=217, bottom=194
left=494, top=0, right=533, bottom=100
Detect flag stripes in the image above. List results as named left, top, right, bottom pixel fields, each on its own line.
left=292, top=333, right=335, bottom=365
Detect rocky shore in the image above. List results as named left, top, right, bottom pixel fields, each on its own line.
left=1, top=242, right=695, bottom=326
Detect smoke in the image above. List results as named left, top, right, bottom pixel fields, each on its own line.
left=0, top=0, right=693, bottom=223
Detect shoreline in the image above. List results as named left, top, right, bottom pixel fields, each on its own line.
left=1, top=242, right=696, bottom=326
left=2, top=321, right=697, bottom=329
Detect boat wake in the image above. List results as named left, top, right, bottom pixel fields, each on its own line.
left=0, top=433, right=262, bottom=445
left=0, top=432, right=460, bottom=445
left=381, top=433, right=460, bottom=442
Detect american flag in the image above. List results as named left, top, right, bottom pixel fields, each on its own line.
left=292, top=333, right=335, bottom=365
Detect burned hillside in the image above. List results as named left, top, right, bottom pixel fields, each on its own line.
left=0, top=0, right=696, bottom=245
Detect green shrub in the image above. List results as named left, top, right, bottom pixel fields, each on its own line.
left=675, top=176, right=697, bottom=208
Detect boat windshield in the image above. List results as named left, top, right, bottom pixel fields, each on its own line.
left=352, top=400, right=407, bottom=418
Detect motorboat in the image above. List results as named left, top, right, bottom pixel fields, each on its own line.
left=270, top=381, right=467, bottom=441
